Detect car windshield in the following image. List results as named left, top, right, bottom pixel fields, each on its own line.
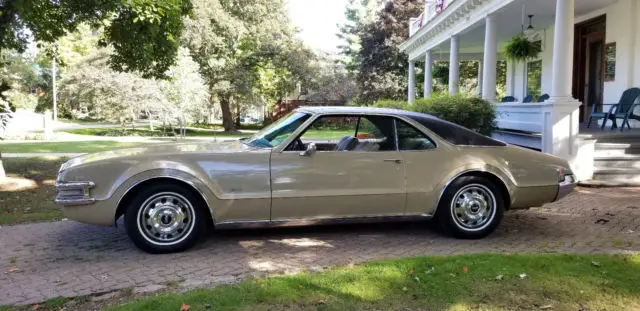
left=244, top=112, right=311, bottom=148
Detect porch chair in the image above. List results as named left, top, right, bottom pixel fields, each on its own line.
left=501, top=96, right=516, bottom=103
left=593, top=87, right=640, bottom=131
left=522, top=95, right=533, bottom=103
left=537, top=94, right=550, bottom=102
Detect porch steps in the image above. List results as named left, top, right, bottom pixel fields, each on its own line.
left=592, top=168, right=640, bottom=184
left=586, top=136, right=640, bottom=186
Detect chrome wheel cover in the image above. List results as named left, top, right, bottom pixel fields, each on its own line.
left=136, top=192, right=195, bottom=246
left=450, top=184, right=496, bottom=231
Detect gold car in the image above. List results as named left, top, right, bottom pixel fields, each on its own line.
left=56, top=107, right=576, bottom=253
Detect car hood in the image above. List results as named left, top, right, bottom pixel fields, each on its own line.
left=61, top=139, right=254, bottom=171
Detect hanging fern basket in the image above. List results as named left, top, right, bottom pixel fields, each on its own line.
left=504, top=35, right=541, bottom=61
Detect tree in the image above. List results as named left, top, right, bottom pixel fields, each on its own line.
left=54, top=49, right=169, bottom=127
left=307, top=56, right=358, bottom=105
left=355, top=0, right=423, bottom=105
left=183, top=0, right=312, bottom=131
left=0, top=0, right=193, bottom=79
left=161, top=47, right=209, bottom=135
left=337, top=0, right=382, bottom=73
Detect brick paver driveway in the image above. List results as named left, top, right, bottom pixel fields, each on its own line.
left=1, top=187, right=640, bottom=306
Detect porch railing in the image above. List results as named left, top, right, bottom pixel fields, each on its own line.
left=492, top=102, right=545, bottom=150
left=409, top=0, right=456, bottom=37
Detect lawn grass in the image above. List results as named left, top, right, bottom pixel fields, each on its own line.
left=61, top=127, right=253, bottom=138
left=0, top=141, right=147, bottom=153
left=0, top=157, right=67, bottom=225
left=107, top=253, right=640, bottom=311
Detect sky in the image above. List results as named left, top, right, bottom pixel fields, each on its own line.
left=286, top=0, right=350, bottom=54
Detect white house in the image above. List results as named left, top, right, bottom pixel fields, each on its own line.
left=400, top=0, right=640, bottom=183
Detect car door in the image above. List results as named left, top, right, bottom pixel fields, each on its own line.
left=270, top=114, right=406, bottom=220
left=394, top=117, right=447, bottom=216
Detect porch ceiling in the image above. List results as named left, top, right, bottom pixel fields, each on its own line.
left=426, top=0, right=617, bottom=58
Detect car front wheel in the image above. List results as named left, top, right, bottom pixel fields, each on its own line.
left=124, top=183, right=207, bottom=253
left=436, top=176, right=504, bottom=239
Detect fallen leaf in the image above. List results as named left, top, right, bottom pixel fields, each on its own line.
left=414, top=276, right=420, bottom=282
left=518, top=273, right=527, bottom=279
left=462, top=266, right=469, bottom=273
left=449, top=273, right=456, bottom=278
left=180, top=304, right=191, bottom=311
left=32, top=304, right=39, bottom=310
left=316, top=299, right=326, bottom=304
left=402, top=286, right=408, bottom=291
left=409, top=269, right=414, bottom=276
left=538, top=304, right=553, bottom=310
left=7, top=267, right=22, bottom=273
left=298, top=285, right=303, bottom=289
left=424, top=266, right=435, bottom=274
left=495, top=274, right=504, bottom=281
left=591, top=261, right=601, bottom=267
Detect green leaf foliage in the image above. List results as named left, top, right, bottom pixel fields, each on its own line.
left=504, top=35, right=542, bottom=61
left=375, top=94, right=496, bottom=135
left=0, top=0, right=192, bottom=79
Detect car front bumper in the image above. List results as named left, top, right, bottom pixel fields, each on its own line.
left=55, top=181, right=96, bottom=205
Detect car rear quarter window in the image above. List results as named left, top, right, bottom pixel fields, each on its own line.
left=408, top=115, right=506, bottom=147
left=395, top=119, right=436, bottom=150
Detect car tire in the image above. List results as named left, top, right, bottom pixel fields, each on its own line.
left=124, top=183, right=207, bottom=254
left=436, top=176, right=504, bottom=239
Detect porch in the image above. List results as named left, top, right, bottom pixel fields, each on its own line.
left=399, top=0, right=640, bottom=181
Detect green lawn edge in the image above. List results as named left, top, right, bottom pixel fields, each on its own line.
left=106, top=253, right=640, bottom=311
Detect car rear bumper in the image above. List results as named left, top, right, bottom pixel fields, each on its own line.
left=555, top=175, right=576, bottom=201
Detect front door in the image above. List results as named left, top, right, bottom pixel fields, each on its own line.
left=583, top=34, right=605, bottom=122
left=270, top=114, right=406, bottom=220
left=573, top=15, right=606, bottom=122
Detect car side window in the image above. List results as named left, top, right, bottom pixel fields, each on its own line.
left=291, top=115, right=397, bottom=152
left=298, top=115, right=358, bottom=151
left=356, top=116, right=396, bottom=151
left=396, top=119, right=436, bottom=151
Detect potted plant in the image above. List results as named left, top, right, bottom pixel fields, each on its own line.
left=504, top=35, right=541, bottom=61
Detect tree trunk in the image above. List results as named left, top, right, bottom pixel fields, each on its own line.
left=219, top=95, right=236, bottom=132
left=0, top=152, right=5, bottom=179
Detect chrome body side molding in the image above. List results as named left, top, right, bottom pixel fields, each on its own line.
left=214, top=214, right=433, bottom=230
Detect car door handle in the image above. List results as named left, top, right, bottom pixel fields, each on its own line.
left=383, top=159, right=402, bottom=164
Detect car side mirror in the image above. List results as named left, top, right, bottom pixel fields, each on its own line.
left=299, top=143, right=316, bottom=157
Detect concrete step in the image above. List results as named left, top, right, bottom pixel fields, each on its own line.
left=592, top=167, right=640, bottom=183
left=595, top=155, right=640, bottom=168
left=579, top=179, right=640, bottom=187
left=594, top=143, right=640, bottom=157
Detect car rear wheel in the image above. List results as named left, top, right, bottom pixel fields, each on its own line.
left=124, top=183, right=207, bottom=253
left=436, top=176, right=504, bottom=239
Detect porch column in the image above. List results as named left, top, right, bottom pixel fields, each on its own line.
left=477, top=60, right=483, bottom=97
left=482, top=15, right=498, bottom=101
left=542, top=0, right=588, bottom=180
left=448, top=36, right=459, bottom=95
left=424, top=51, right=433, bottom=98
left=408, top=61, right=416, bottom=104
left=550, top=0, right=574, bottom=98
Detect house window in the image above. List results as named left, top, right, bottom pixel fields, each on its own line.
left=526, top=60, right=543, bottom=99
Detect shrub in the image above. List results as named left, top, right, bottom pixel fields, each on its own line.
left=373, top=94, right=496, bottom=135
left=373, top=100, right=409, bottom=110
left=414, top=94, right=496, bottom=135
